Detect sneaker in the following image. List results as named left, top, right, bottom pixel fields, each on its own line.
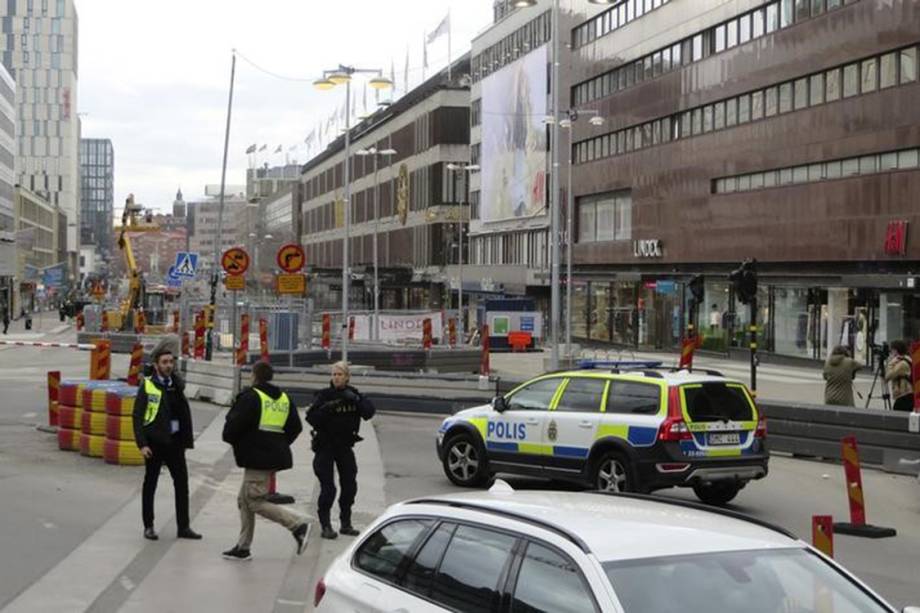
left=339, top=524, right=360, bottom=537
left=321, top=525, right=338, bottom=540
left=222, top=546, right=252, bottom=561
left=292, top=523, right=309, bottom=555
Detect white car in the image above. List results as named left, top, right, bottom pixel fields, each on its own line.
left=314, top=483, right=911, bottom=612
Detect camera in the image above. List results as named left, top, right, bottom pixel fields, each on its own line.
left=870, top=342, right=890, bottom=360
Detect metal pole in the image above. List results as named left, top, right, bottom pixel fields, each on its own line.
left=458, top=169, right=464, bottom=336
left=342, top=78, right=352, bottom=363
left=206, top=51, right=236, bottom=361
left=750, top=297, right=757, bottom=395
left=549, top=0, right=561, bottom=370
left=565, top=125, right=573, bottom=358
left=373, top=152, right=379, bottom=342
left=231, top=292, right=239, bottom=394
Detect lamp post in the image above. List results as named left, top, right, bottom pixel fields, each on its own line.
left=446, top=162, right=480, bottom=335
left=559, top=109, right=604, bottom=357
left=314, top=66, right=392, bottom=362
left=356, top=146, right=397, bottom=341
left=514, top=0, right=611, bottom=368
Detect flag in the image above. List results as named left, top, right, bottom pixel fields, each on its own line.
left=423, top=32, right=428, bottom=72
left=427, top=13, right=449, bottom=44
left=403, top=46, right=409, bottom=94
left=274, top=145, right=282, bottom=154
left=259, top=144, right=267, bottom=152
left=245, top=144, right=256, bottom=154
left=362, top=82, right=368, bottom=114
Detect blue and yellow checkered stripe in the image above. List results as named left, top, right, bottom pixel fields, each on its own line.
left=483, top=425, right=659, bottom=458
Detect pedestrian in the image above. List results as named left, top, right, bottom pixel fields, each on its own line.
left=823, top=345, right=861, bottom=406
left=307, top=361, right=375, bottom=540
left=133, top=340, right=201, bottom=541
left=221, top=361, right=309, bottom=561
left=885, top=340, right=914, bottom=412
left=2, top=307, right=8, bottom=334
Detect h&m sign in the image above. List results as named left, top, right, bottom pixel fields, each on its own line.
left=633, top=239, right=663, bottom=258
left=884, top=220, right=908, bottom=256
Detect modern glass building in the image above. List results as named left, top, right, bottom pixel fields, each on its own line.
left=79, top=138, right=113, bottom=256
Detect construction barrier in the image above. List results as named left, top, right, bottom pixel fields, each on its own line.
left=833, top=436, right=897, bottom=538
left=423, top=318, right=433, bottom=351
left=105, top=415, right=134, bottom=441
left=127, top=343, right=144, bottom=386
left=236, top=313, right=250, bottom=367
left=480, top=325, right=491, bottom=376
left=106, top=387, right=137, bottom=416
left=103, top=439, right=144, bottom=466
left=57, top=426, right=80, bottom=451
left=194, top=312, right=206, bottom=359
left=79, top=433, right=105, bottom=458
left=81, top=410, right=107, bottom=436
left=259, top=318, right=270, bottom=363
left=172, top=310, right=180, bottom=334
left=60, top=380, right=85, bottom=407
left=47, top=371, right=61, bottom=427
left=812, top=515, right=834, bottom=557
left=58, top=405, right=83, bottom=430
left=101, top=310, right=109, bottom=333
left=448, top=318, right=457, bottom=348
left=103, top=386, right=142, bottom=465
left=321, top=314, right=331, bottom=351
left=90, top=340, right=112, bottom=380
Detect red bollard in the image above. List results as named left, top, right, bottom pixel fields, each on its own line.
left=127, top=343, right=144, bottom=385
left=236, top=313, right=250, bottom=367
left=348, top=316, right=356, bottom=342
left=266, top=472, right=295, bottom=505
left=480, top=324, right=491, bottom=376
left=679, top=336, right=696, bottom=369
left=448, top=317, right=457, bottom=348
left=423, top=318, right=432, bottom=351
left=812, top=515, right=834, bottom=557
left=833, top=436, right=896, bottom=538
left=47, top=370, right=61, bottom=427
left=75, top=312, right=84, bottom=331
left=172, top=310, right=180, bottom=333
left=321, top=314, right=331, bottom=352
left=182, top=329, right=190, bottom=357
left=194, top=312, right=206, bottom=359
left=101, top=310, right=109, bottom=333
left=259, top=318, right=270, bottom=363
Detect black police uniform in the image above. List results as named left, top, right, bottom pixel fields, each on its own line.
left=306, top=383, right=375, bottom=529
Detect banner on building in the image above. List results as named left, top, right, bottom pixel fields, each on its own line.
left=350, top=312, right=444, bottom=343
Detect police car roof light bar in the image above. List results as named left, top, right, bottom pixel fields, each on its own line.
left=577, top=360, right=664, bottom=370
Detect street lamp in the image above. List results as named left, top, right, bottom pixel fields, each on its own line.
left=315, top=64, right=392, bottom=362
left=558, top=109, right=604, bottom=357
left=356, top=146, right=397, bottom=341
left=446, top=163, right=480, bottom=336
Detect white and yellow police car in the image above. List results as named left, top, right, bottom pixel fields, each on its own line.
left=436, top=366, right=768, bottom=505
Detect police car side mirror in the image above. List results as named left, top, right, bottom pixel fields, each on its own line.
left=492, top=396, right=508, bottom=413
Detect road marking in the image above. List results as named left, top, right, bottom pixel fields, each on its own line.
left=22, top=412, right=37, bottom=419
left=42, top=521, right=56, bottom=529
left=275, top=599, right=306, bottom=607
left=119, top=576, right=135, bottom=591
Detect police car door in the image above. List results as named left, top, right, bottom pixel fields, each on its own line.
left=546, top=377, right=608, bottom=473
left=491, top=376, right=562, bottom=470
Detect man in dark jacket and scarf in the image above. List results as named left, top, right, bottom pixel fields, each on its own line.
left=133, top=340, right=201, bottom=541
left=307, top=361, right=375, bottom=540
left=221, top=361, right=309, bottom=561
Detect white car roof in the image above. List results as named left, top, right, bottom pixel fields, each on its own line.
left=549, top=369, right=745, bottom=387
left=402, top=489, right=798, bottom=562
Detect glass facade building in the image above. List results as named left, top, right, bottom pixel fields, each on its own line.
left=78, top=138, right=113, bottom=255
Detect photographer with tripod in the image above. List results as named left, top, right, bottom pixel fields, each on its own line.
left=884, top=340, right=914, bottom=412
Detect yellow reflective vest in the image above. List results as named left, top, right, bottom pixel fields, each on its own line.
left=254, top=388, right=291, bottom=434
left=143, top=378, right=163, bottom=426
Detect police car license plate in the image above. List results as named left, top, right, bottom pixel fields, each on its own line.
left=708, top=432, right=741, bottom=446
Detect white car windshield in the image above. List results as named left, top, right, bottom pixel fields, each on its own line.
left=604, top=548, right=890, bottom=613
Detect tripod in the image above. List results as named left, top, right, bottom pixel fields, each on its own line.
left=865, top=351, right=892, bottom=410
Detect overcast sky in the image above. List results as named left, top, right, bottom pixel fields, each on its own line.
left=76, top=0, right=493, bottom=215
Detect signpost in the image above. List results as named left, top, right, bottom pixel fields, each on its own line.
left=275, top=245, right=305, bottom=365
left=221, top=248, right=250, bottom=276
left=221, top=248, right=249, bottom=372
left=276, top=244, right=305, bottom=274
left=173, top=252, right=199, bottom=278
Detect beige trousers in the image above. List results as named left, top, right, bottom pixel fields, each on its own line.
left=237, top=468, right=303, bottom=549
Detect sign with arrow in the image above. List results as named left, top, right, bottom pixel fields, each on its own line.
left=173, top=252, right=199, bottom=278
left=276, top=244, right=305, bottom=273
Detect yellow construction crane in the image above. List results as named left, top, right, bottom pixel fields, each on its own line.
left=116, top=194, right=161, bottom=332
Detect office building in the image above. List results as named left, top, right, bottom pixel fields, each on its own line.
left=79, top=138, right=113, bottom=256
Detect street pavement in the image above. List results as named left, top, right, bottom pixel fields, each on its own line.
left=0, top=317, right=917, bottom=611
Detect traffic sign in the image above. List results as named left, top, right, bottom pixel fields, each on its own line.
left=221, top=248, right=250, bottom=275
left=224, top=274, right=245, bottom=291
left=276, top=244, right=305, bottom=273
left=166, top=266, right=182, bottom=288
left=276, top=273, right=306, bottom=295
left=173, top=252, right=199, bottom=278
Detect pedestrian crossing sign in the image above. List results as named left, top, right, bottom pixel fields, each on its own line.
left=173, top=252, right=198, bottom=278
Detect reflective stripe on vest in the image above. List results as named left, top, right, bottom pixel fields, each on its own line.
left=143, top=378, right=163, bottom=426
left=254, top=388, right=290, bottom=433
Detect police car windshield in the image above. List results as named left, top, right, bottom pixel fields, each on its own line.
left=604, top=548, right=889, bottom=613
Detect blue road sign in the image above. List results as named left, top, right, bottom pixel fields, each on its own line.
left=42, top=263, right=66, bottom=288
left=173, top=252, right=199, bottom=278
left=167, top=265, right=183, bottom=287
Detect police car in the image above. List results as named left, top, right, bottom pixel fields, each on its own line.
left=436, top=366, right=768, bottom=505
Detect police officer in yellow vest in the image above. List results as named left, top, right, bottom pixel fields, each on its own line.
left=133, top=342, right=201, bottom=541
left=221, top=361, right=309, bottom=561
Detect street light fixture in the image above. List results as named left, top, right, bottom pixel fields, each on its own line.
left=446, top=162, right=480, bottom=337
left=356, top=145, right=398, bottom=341
left=315, top=64, right=393, bottom=362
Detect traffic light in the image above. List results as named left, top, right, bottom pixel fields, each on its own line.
left=729, top=259, right=758, bottom=304
left=688, top=274, right=705, bottom=304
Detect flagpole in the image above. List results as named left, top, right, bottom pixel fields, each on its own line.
left=422, top=32, right=427, bottom=82
left=447, top=7, right=452, bottom=82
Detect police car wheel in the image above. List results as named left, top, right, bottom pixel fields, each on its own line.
left=442, top=434, right=489, bottom=487
left=593, top=452, right=633, bottom=493
left=692, top=482, right=742, bottom=506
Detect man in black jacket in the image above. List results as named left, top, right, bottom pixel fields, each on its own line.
left=221, top=362, right=309, bottom=561
left=307, top=361, right=375, bottom=540
left=133, top=343, right=201, bottom=541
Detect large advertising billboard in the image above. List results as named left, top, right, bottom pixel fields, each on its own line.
left=480, top=44, right=548, bottom=223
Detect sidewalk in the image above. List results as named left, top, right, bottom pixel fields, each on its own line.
left=3, top=403, right=386, bottom=613
left=491, top=348, right=892, bottom=410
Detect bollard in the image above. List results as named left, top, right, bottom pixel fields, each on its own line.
left=448, top=317, right=457, bottom=348
left=126, top=343, right=144, bottom=386
left=90, top=340, right=112, bottom=380
left=236, top=313, right=250, bottom=367
left=348, top=316, right=355, bottom=342
left=679, top=336, right=696, bottom=369
left=194, top=312, right=206, bottom=359
left=480, top=324, right=491, bottom=377
left=266, top=472, right=295, bottom=505
left=172, top=309, right=180, bottom=334
left=833, top=436, right=896, bottom=538
left=100, top=310, right=109, bottom=333
left=182, top=329, right=190, bottom=357
left=811, top=515, right=834, bottom=557
left=47, top=370, right=61, bottom=427
left=321, top=313, right=331, bottom=352
left=75, top=312, right=84, bottom=331
left=259, top=317, right=270, bottom=363
left=423, top=318, right=433, bottom=351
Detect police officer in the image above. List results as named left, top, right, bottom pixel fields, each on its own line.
left=221, top=362, right=309, bottom=561
left=133, top=340, right=201, bottom=541
left=307, top=361, right=375, bottom=540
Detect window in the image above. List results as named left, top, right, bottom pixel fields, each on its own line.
left=842, top=63, right=859, bottom=97
left=901, top=47, right=918, bottom=84
left=511, top=543, right=599, bottom=613
left=809, top=73, right=824, bottom=105
left=738, top=14, right=751, bottom=44
left=751, top=90, right=764, bottom=120
left=880, top=52, right=897, bottom=88
left=825, top=67, right=841, bottom=101
left=726, top=19, right=737, bottom=48
left=403, top=522, right=454, bottom=596
left=579, top=199, right=596, bottom=243
left=508, top=377, right=562, bottom=411
left=596, top=196, right=616, bottom=240
left=752, top=8, right=765, bottom=38
left=714, top=25, right=726, bottom=53
left=860, top=57, right=877, bottom=93
left=607, top=381, right=661, bottom=414
left=713, top=101, right=725, bottom=130
left=725, top=97, right=737, bottom=126
left=355, top=519, right=433, bottom=582
left=556, top=378, right=607, bottom=413
left=430, top=525, right=517, bottom=613
left=702, top=105, right=713, bottom=132
left=794, top=78, right=808, bottom=110
left=766, top=2, right=779, bottom=32
left=898, top=149, right=919, bottom=169
left=778, top=82, right=793, bottom=113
